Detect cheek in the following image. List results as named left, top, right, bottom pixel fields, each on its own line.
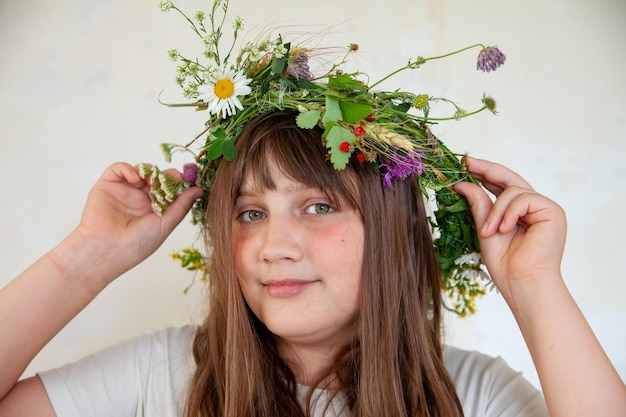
left=317, top=222, right=364, bottom=272
left=231, top=239, right=257, bottom=308
left=232, top=234, right=252, bottom=283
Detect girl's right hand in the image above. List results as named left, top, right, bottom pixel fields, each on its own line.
left=58, top=162, right=202, bottom=291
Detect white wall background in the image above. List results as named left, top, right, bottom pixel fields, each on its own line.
left=1, top=0, right=624, bottom=391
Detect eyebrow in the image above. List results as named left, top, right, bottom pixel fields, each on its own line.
left=237, top=180, right=311, bottom=197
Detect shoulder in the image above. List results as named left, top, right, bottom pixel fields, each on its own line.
left=38, top=325, right=197, bottom=417
left=443, top=344, right=510, bottom=379
left=443, top=345, right=548, bottom=417
left=133, top=324, right=197, bottom=360
left=128, top=325, right=197, bottom=377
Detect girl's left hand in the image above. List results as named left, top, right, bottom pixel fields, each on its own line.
left=455, top=158, right=626, bottom=417
left=453, top=157, right=568, bottom=302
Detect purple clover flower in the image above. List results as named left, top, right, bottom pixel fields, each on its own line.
left=286, top=53, right=313, bottom=80
left=182, top=162, right=199, bottom=183
left=380, top=149, right=425, bottom=189
left=476, top=46, right=506, bottom=72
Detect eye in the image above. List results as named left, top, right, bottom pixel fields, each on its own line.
left=239, top=210, right=266, bottom=222
left=305, top=203, right=333, bottom=215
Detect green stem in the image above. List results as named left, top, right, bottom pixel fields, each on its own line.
left=423, top=43, right=485, bottom=63
left=171, top=6, right=204, bottom=39
left=423, top=105, right=487, bottom=121
left=369, top=64, right=413, bottom=90
left=369, top=43, right=485, bottom=90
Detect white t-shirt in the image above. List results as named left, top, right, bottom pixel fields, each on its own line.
left=38, top=326, right=548, bottom=417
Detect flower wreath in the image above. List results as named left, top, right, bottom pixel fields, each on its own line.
left=142, top=0, right=507, bottom=316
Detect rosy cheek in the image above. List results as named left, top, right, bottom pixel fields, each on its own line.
left=315, top=226, right=361, bottom=258
left=232, top=240, right=248, bottom=276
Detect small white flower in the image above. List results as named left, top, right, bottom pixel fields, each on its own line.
left=458, top=267, right=489, bottom=281
left=205, top=66, right=217, bottom=78
left=151, top=202, right=165, bottom=217
left=232, top=16, right=244, bottom=30
left=183, top=82, right=199, bottom=99
left=194, top=10, right=205, bottom=23
left=457, top=266, right=496, bottom=292
left=177, top=64, right=189, bottom=76
left=258, top=40, right=271, bottom=52
left=158, top=0, right=173, bottom=12
left=197, top=66, right=252, bottom=118
left=167, top=49, right=179, bottom=61
left=454, top=251, right=482, bottom=266
left=273, top=43, right=288, bottom=58
left=245, top=45, right=261, bottom=62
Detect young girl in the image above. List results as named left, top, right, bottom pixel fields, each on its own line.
left=0, top=110, right=624, bottom=417
left=1, top=1, right=625, bottom=415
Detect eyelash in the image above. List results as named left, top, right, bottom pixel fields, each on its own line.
left=305, top=203, right=333, bottom=215
left=239, top=210, right=265, bottom=222
left=238, top=203, right=334, bottom=222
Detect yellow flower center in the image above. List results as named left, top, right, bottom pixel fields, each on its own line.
left=214, top=79, right=235, bottom=99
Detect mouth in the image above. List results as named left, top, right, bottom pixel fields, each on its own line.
left=263, top=279, right=318, bottom=297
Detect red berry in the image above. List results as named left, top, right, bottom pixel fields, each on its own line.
left=354, top=125, right=366, bottom=136
left=357, top=152, right=366, bottom=162
left=365, top=114, right=375, bottom=122
left=339, top=141, right=350, bottom=152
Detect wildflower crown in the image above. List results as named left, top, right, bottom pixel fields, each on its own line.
left=144, top=0, right=507, bottom=316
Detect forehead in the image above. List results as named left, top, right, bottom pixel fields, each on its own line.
left=239, top=163, right=309, bottom=195
left=236, top=157, right=357, bottom=212
left=231, top=137, right=362, bottom=211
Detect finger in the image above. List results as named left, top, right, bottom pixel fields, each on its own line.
left=453, top=181, right=494, bottom=234
left=454, top=181, right=530, bottom=238
left=101, top=163, right=145, bottom=188
left=489, top=187, right=537, bottom=234
left=498, top=191, right=566, bottom=235
left=465, top=156, right=534, bottom=195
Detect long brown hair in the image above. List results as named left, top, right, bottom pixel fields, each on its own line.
left=184, top=111, right=463, bottom=417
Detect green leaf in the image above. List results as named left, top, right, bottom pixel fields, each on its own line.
left=339, top=101, right=373, bottom=124
left=212, top=126, right=227, bottom=140
left=322, top=96, right=342, bottom=124
left=279, top=77, right=297, bottom=89
left=296, top=79, right=317, bottom=90
left=444, top=198, right=469, bottom=213
left=322, top=121, right=335, bottom=138
left=325, top=90, right=348, bottom=100
left=207, top=139, right=235, bottom=161
left=461, top=222, right=471, bottom=243
left=260, top=73, right=280, bottom=94
left=271, top=56, right=287, bottom=75
left=387, top=101, right=411, bottom=113
left=296, top=110, right=322, bottom=129
left=328, top=73, right=365, bottom=91
left=222, top=140, right=235, bottom=161
left=207, top=139, right=225, bottom=160
left=326, top=125, right=355, bottom=170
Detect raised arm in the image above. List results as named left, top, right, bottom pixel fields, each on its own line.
left=454, top=156, right=626, bottom=417
left=0, top=163, right=201, bottom=408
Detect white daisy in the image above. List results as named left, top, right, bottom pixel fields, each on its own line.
left=453, top=251, right=482, bottom=266
left=197, top=66, right=252, bottom=119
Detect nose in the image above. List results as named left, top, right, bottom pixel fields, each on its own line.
left=258, top=215, right=303, bottom=263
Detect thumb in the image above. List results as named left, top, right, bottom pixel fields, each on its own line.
left=453, top=181, right=492, bottom=236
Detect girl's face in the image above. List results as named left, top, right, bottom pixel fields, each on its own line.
left=232, top=160, right=364, bottom=354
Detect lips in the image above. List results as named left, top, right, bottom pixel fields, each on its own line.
left=263, top=279, right=317, bottom=297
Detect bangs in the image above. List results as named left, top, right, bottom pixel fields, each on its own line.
left=230, top=111, right=366, bottom=210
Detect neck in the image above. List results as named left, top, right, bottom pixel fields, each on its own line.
left=278, top=340, right=344, bottom=389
